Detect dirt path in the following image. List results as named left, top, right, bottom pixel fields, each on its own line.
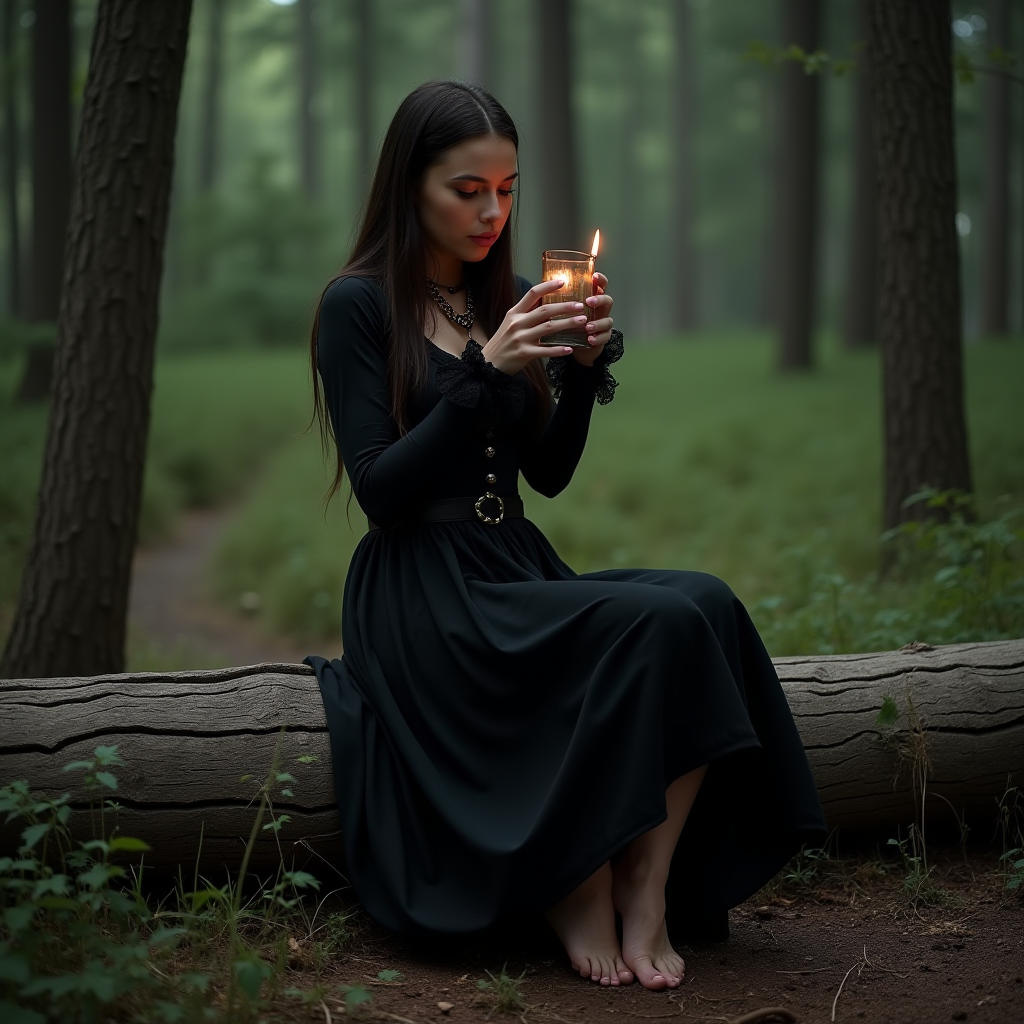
left=128, top=506, right=341, bottom=669
left=285, top=850, right=1023, bottom=1024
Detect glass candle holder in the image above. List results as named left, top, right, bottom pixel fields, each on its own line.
left=540, top=249, right=595, bottom=348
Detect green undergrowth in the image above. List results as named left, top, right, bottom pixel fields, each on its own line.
left=211, top=334, right=1024, bottom=653
left=0, top=741, right=361, bottom=1023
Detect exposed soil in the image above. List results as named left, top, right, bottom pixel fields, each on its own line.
left=273, top=850, right=1022, bottom=1024
left=128, top=507, right=341, bottom=669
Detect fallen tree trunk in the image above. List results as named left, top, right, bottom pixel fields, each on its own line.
left=2, top=640, right=1022, bottom=872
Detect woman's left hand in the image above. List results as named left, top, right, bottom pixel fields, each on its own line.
left=571, top=272, right=614, bottom=366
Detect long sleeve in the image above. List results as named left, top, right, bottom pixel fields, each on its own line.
left=316, top=276, right=482, bottom=525
left=520, top=330, right=624, bottom=498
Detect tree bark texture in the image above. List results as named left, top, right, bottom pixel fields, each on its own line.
left=2, top=642, right=1021, bottom=873
left=842, top=0, right=877, bottom=349
left=16, top=0, right=72, bottom=402
left=775, top=0, right=821, bottom=372
left=536, top=0, right=581, bottom=249
left=670, top=0, right=699, bottom=333
left=197, top=0, right=225, bottom=195
left=980, top=0, right=1009, bottom=337
left=458, top=0, right=492, bottom=90
left=2, top=0, right=22, bottom=318
left=869, top=0, right=972, bottom=530
left=0, top=0, right=193, bottom=680
left=297, top=0, right=319, bottom=201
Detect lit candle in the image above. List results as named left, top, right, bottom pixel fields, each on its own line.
left=540, top=231, right=602, bottom=348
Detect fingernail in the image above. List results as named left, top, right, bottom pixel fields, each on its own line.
left=563, top=347, right=573, bottom=354
left=575, top=315, right=587, bottom=322
left=573, top=302, right=585, bottom=309
left=586, top=296, right=598, bottom=306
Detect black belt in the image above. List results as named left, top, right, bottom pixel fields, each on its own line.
left=367, top=493, right=524, bottom=531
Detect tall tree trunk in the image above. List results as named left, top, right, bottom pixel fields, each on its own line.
left=2, top=0, right=21, bottom=318
left=980, top=0, right=1009, bottom=337
left=1, top=0, right=193, bottom=680
left=614, top=4, right=642, bottom=334
left=842, top=0, right=877, bottom=349
left=775, top=0, right=821, bottom=371
left=535, top=0, right=581, bottom=249
left=16, top=0, right=72, bottom=402
left=870, top=0, right=972, bottom=531
left=458, top=0, right=491, bottom=89
left=197, top=0, right=225, bottom=195
left=298, top=0, right=319, bottom=200
left=353, top=0, right=372, bottom=199
left=670, top=0, right=698, bottom=333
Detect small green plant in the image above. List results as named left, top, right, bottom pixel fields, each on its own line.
left=377, top=969, right=403, bottom=982
left=476, top=964, right=528, bottom=1018
left=1000, top=848, right=1024, bottom=892
left=996, top=779, right=1024, bottom=895
left=0, top=736, right=330, bottom=1022
left=783, top=845, right=829, bottom=888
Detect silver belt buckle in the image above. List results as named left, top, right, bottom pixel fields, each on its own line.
left=474, top=492, right=504, bottom=525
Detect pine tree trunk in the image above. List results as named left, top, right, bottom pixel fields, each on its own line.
left=15, top=0, right=72, bottom=402
left=297, top=0, right=319, bottom=200
left=536, top=0, right=581, bottom=249
left=980, top=0, right=1009, bottom=337
left=2, top=0, right=22, bottom=318
left=842, top=0, right=877, bottom=349
left=458, top=0, right=492, bottom=90
left=776, top=0, right=821, bottom=372
left=0, top=0, right=193, bottom=679
left=3, top=641, right=1020, bottom=871
left=670, top=0, right=699, bottom=334
left=870, top=0, right=972, bottom=530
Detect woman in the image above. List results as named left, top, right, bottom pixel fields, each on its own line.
left=306, top=81, right=826, bottom=991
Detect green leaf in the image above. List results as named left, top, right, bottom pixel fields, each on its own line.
left=283, top=869, right=320, bottom=891
left=876, top=694, right=899, bottom=728
left=78, top=863, right=118, bottom=890
left=149, top=926, right=187, bottom=947
left=275, top=772, right=297, bottom=783
left=0, top=951, right=31, bottom=984
left=108, top=836, right=151, bottom=853
left=296, top=754, right=320, bottom=764
left=280, top=788, right=294, bottom=797
left=93, top=745, right=124, bottom=765
left=62, top=760, right=96, bottom=773
left=377, top=969, right=403, bottom=982
left=4, top=904, right=35, bottom=932
left=19, top=822, right=50, bottom=850
left=94, top=771, right=119, bottom=791
left=32, top=873, right=70, bottom=899
left=233, top=956, right=272, bottom=1001
left=342, top=985, right=372, bottom=1011
left=36, top=896, right=79, bottom=911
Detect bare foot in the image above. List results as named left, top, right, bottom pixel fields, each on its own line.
left=545, top=863, right=634, bottom=986
left=612, top=859, right=685, bottom=990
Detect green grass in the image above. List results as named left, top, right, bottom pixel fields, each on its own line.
left=213, top=333, right=1024, bottom=653
left=0, top=351, right=313, bottom=633
left=2, top=336, right=1022, bottom=657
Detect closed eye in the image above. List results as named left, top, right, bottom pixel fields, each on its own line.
left=455, top=189, right=516, bottom=198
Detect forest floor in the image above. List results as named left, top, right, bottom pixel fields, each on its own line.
left=270, top=849, right=1022, bottom=1024
left=127, top=505, right=341, bottom=670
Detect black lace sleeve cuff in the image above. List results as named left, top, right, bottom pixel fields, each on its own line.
left=545, top=328, right=624, bottom=406
left=433, top=337, right=529, bottom=425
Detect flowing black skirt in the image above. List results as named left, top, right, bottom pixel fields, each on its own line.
left=307, top=516, right=826, bottom=936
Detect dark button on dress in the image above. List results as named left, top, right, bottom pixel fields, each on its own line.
left=306, top=274, right=827, bottom=937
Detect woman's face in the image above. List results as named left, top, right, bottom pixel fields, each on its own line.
left=417, top=133, right=518, bottom=267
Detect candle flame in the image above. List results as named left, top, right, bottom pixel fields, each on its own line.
left=591, top=230, right=601, bottom=258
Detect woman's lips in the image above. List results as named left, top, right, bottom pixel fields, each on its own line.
left=469, top=233, right=498, bottom=247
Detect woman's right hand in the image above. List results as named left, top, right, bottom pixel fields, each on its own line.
left=481, top=279, right=585, bottom=375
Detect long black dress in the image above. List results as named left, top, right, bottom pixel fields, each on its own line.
left=306, top=274, right=827, bottom=938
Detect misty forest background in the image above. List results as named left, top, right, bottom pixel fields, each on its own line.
left=0, top=0, right=1022, bottom=667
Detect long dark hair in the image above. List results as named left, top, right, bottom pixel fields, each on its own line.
left=310, top=80, right=552, bottom=504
